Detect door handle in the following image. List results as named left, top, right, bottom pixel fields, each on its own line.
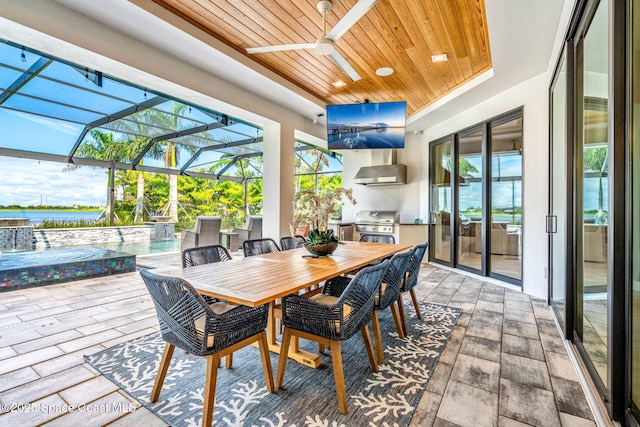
left=546, top=215, right=557, bottom=233
left=429, top=212, right=437, bottom=224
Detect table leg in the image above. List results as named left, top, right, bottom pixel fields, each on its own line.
left=267, top=301, right=277, bottom=345
left=261, top=300, right=322, bottom=368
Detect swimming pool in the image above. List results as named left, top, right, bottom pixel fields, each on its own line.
left=82, top=238, right=182, bottom=255
left=0, top=246, right=136, bottom=291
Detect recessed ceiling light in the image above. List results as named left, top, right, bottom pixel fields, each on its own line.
left=431, top=53, right=448, bottom=63
left=332, top=80, right=347, bottom=87
left=376, top=67, right=394, bottom=76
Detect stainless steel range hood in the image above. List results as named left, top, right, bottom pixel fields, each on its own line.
left=353, top=164, right=407, bottom=185
left=354, top=149, right=407, bottom=185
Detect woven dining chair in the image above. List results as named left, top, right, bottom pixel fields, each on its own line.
left=242, top=238, right=281, bottom=257
left=276, top=260, right=389, bottom=414
left=397, top=242, right=429, bottom=336
left=320, top=250, right=413, bottom=364
left=359, top=233, right=396, bottom=244
left=182, top=244, right=232, bottom=267
left=139, top=269, right=274, bottom=427
left=181, top=244, right=236, bottom=366
left=353, top=233, right=396, bottom=273
left=279, top=235, right=305, bottom=251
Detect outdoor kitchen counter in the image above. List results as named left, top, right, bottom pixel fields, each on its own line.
left=398, top=224, right=428, bottom=246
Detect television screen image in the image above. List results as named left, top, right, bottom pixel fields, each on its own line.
left=326, top=101, right=407, bottom=150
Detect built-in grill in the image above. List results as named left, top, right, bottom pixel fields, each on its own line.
left=355, top=210, right=400, bottom=235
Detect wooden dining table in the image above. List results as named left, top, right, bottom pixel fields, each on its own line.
left=152, top=241, right=412, bottom=368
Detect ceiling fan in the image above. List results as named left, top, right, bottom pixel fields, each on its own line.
left=245, top=0, right=378, bottom=82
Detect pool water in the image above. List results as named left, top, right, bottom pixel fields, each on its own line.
left=0, top=247, right=124, bottom=269
left=84, top=238, right=181, bottom=255
left=0, top=238, right=181, bottom=258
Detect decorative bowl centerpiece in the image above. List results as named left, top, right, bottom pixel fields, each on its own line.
left=303, top=229, right=342, bottom=257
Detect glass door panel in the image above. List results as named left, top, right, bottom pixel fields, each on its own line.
left=457, top=127, right=483, bottom=272
left=550, top=54, right=568, bottom=328
left=430, top=139, right=452, bottom=264
left=578, top=0, right=609, bottom=385
left=490, top=117, right=523, bottom=281
left=631, top=0, right=640, bottom=414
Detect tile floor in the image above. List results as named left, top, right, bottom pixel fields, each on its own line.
left=0, top=252, right=598, bottom=426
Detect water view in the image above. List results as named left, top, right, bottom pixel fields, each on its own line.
left=0, top=210, right=101, bottom=225
left=328, top=128, right=405, bottom=150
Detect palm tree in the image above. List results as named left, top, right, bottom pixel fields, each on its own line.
left=295, top=147, right=330, bottom=193
left=64, top=130, right=118, bottom=224
left=65, top=129, right=152, bottom=225
left=148, top=102, right=191, bottom=222
left=210, top=150, right=263, bottom=222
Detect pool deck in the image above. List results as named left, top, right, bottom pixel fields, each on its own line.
left=0, top=250, right=597, bottom=426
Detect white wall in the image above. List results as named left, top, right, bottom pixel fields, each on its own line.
left=341, top=132, right=426, bottom=224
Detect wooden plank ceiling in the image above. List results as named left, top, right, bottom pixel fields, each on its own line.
left=151, top=0, right=491, bottom=118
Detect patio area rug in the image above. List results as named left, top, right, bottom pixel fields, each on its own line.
left=85, top=302, right=460, bottom=427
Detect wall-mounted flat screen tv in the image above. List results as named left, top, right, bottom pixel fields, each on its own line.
left=326, top=101, right=407, bottom=150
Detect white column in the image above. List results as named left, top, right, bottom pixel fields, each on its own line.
left=262, top=122, right=295, bottom=241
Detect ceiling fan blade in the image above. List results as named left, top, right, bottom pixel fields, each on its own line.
left=325, top=0, right=378, bottom=42
left=328, top=51, right=361, bottom=81
left=246, top=43, right=314, bottom=54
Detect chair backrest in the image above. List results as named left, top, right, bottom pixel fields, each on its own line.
left=243, top=238, right=280, bottom=257
left=359, top=233, right=396, bottom=244
left=280, top=235, right=305, bottom=251
left=334, top=259, right=389, bottom=339
left=182, top=244, right=232, bottom=268
left=246, top=216, right=263, bottom=240
left=194, top=216, right=222, bottom=246
left=376, top=249, right=413, bottom=310
left=139, top=269, right=209, bottom=355
left=403, top=242, right=429, bottom=292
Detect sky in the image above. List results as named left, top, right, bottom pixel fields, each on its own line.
left=0, top=156, right=107, bottom=207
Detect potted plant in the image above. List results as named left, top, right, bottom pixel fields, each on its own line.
left=290, top=188, right=356, bottom=257
left=302, top=228, right=342, bottom=257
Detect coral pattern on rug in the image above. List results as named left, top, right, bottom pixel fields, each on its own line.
left=85, top=302, right=460, bottom=426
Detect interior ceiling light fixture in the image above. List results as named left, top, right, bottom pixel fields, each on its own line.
left=431, top=53, right=448, bottom=63
left=376, top=67, right=394, bottom=76
left=246, top=0, right=378, bottom=82
left=332, top=80, right=347, bottom=87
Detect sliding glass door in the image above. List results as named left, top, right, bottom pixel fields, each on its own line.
left=575, top=0, right=610, bottom=387
left=490, top=116, right=523, bottom=282
left=457, top=127, right=483, bottom=273
left=549, top=51, right=569, bottom=331
left=630, top=0, right=640, bottom=417
left=429, top=138, right=453, bottom=265
left=428, top=110, right=522, bottom=286
left=549, top=0, right=634, bottom=421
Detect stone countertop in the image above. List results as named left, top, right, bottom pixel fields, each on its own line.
left=399, top=223, right=427, bottom=226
